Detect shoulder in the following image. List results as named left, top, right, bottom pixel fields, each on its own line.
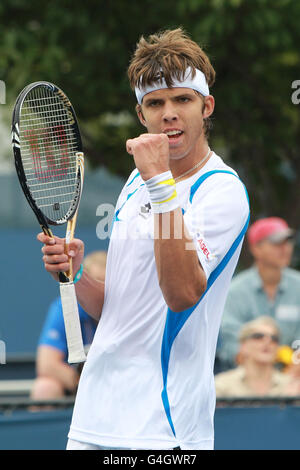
left=124, top=168, right=143, bottom=189
left=117, top=169, right=144, bottom=202
left=189, top=167, right=250, bottom=239
left=190, top=155, right=249, bottom=210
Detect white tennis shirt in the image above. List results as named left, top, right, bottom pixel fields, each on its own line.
left=68, top=152, right=250, bottom=450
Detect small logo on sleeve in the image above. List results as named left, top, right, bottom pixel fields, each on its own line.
left=195, top=234, right=215, bottom=261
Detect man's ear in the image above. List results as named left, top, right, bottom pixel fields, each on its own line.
left=203, top=95, right=215, bottom=119
left=136, top=104, right=147, bottom=128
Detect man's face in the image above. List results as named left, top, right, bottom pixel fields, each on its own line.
left=250, top=237, right=294, bottom=269
left=137, top=87, right=214, bottom=161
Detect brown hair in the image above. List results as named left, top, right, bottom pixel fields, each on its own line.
left=127, top=28, right=216, bottom=136
left=128, top=28, right=215, bottom=90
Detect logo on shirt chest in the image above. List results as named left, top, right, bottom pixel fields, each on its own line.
left=139, top=202, right=151, bottom=219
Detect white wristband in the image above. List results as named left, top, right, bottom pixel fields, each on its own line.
left=145, top=171, right=180, bottom=214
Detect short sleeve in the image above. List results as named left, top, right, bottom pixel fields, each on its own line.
left=183, top=172, right=250, bottom=280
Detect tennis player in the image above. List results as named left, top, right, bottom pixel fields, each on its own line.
left=38, top=28, right=250, bottom=450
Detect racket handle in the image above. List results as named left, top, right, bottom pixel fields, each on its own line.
left=64, top=152, right=83, bottom=280
left=65, top=214, right=78, bottom=281
left=59, top=281, right=86, bottom=364
left=40, top=225, right=69, bottom=283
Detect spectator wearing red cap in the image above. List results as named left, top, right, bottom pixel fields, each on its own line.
left=216, top=217, right=299, bottom=372
left=248, top=217, right=294, bottom=247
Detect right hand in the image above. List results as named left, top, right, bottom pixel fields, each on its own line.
left=37, top=232, right=85, bottom=282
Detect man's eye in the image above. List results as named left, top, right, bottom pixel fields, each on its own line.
left=178, top=97, right=190, bottom=103
left=149, top=100, right=160, bottom=107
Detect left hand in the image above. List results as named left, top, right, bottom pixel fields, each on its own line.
left=126, top=133, right=170, bottom=181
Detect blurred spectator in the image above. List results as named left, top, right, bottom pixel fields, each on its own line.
left=30, top=251, right=106, bottom=401
left=217, top=217, right=300, bottom=371
left=215, top=317, right=298, bottom=397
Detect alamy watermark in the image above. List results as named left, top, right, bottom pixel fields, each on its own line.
left=95, top=202, right=213, bottom=260
left=95, top=202, right=204, bottom=243
left=291, top=80, right=300, bottom=105
left=0, top=340, right=6, bottom=364
left=0, top=80, right=6, bottom=104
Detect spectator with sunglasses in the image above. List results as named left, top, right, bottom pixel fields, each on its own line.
left=217, top=217, right=300, bottom=371
left=215, top=316, right=298, bottom=397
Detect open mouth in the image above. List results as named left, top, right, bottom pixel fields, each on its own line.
left=165, top=130, right=184, bottom=140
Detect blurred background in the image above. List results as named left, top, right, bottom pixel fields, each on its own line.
left=0, top=0, right=300, bottom=450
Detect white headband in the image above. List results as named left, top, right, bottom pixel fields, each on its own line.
left=135, top=67, right=209, bottom=104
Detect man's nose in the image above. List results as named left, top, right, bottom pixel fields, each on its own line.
left=162, top=103, right=178, bottom=122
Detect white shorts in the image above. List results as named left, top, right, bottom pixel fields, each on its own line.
left=66, top=438, right=180, bottom=451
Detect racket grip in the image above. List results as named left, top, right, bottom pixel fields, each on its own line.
left=64, top=216, right=77, bottom=281
left=59, top=282, right=86, bottom=364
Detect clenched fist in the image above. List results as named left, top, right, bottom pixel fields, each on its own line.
left=126, top=133, right=170, bottom=181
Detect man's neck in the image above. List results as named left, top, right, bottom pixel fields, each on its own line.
left=170, top=142, right=211, bottom=181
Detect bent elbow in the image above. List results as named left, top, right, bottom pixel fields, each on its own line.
left=166, top=280, right=207, bottom=313
left=168, top=296, right=200, bottom=313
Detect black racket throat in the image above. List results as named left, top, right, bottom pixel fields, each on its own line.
left=59, top=272, right=70, bottom=283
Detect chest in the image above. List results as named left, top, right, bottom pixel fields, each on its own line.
left=112, top=183, right=192, bottom=241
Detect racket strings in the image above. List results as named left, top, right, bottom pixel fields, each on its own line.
left=19, top=85, right=80, bottom=222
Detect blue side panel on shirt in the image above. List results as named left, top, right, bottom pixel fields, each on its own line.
left=160, top=170, right=250, bottom=437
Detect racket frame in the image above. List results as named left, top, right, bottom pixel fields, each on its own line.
left=11, top=81, right=83, bottom=230
left=11, top=81, right=86, bottom=363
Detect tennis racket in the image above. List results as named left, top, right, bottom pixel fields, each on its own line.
left=11, top=81, right=86, bottom=364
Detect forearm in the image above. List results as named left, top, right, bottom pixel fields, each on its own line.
left=154, top=208, right=207, bottom=312
left=75, top=270, right=105, bottom=321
